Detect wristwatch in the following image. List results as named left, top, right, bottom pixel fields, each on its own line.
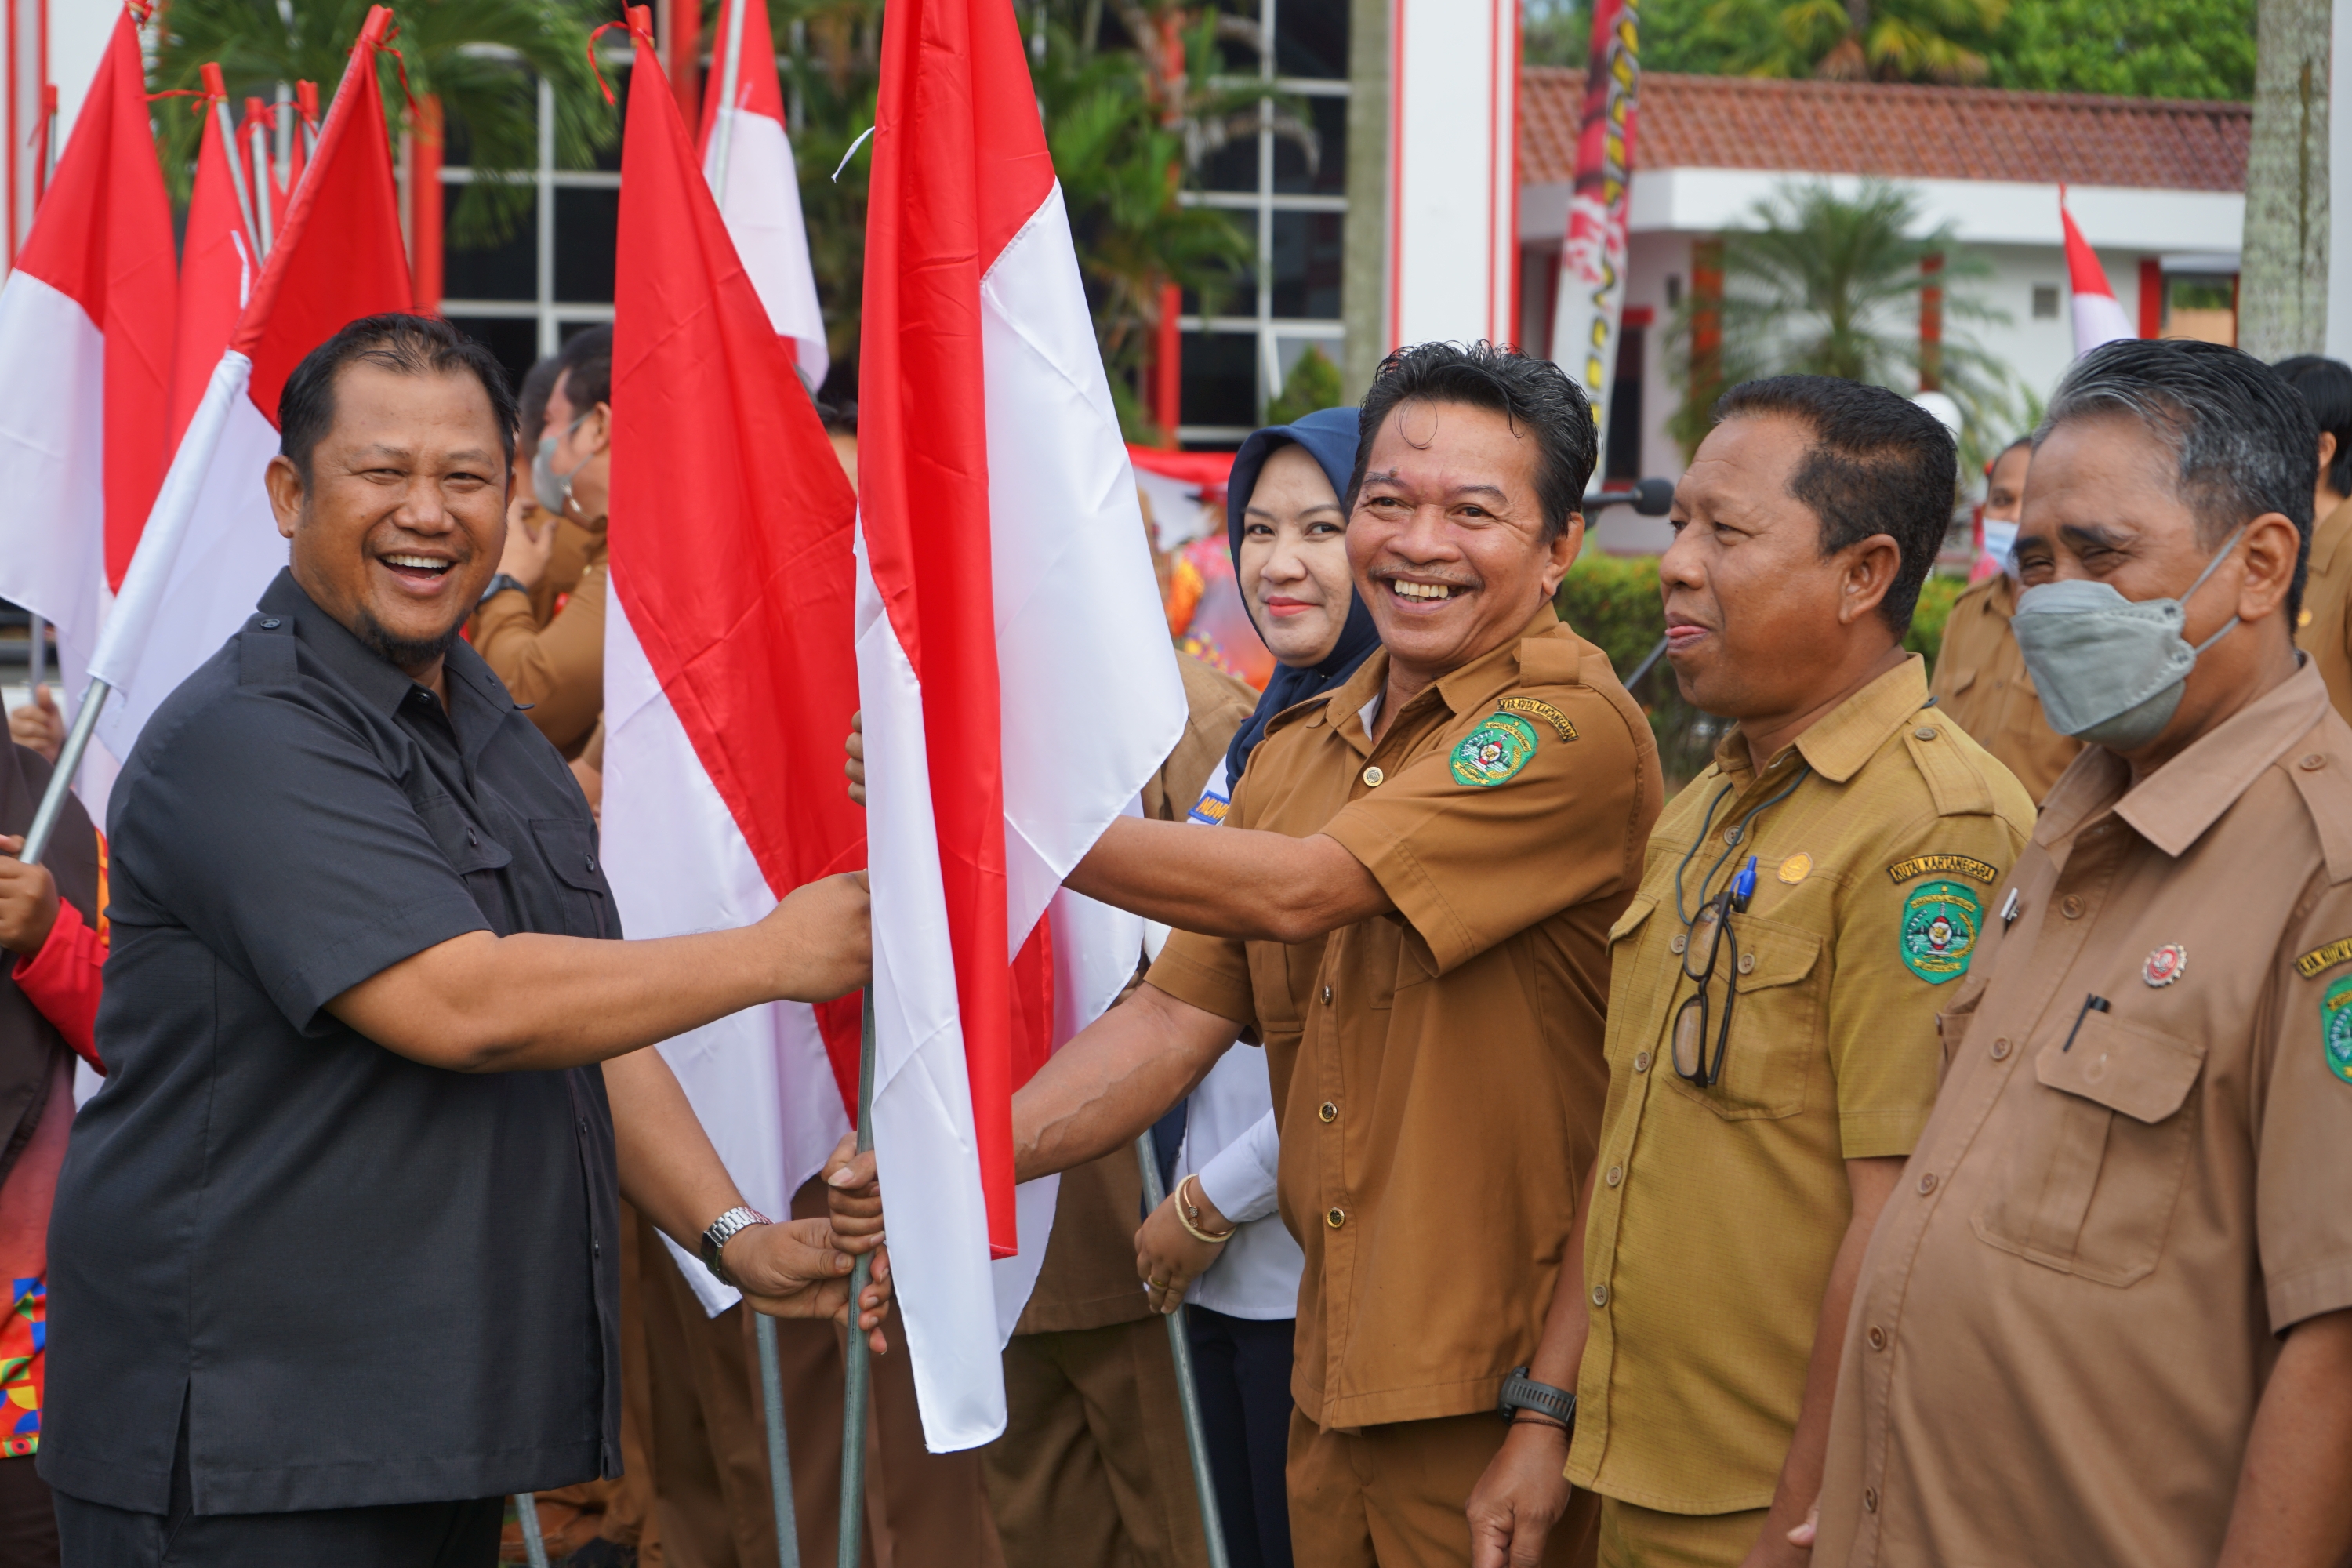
left=1497, top=1366, right=1577, bottom=1432
left=477, top=572, right=531, bottom=608
left=699, top=1205, right=771, bottom=1289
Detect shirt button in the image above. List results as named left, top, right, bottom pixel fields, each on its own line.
left=467, top=829, right=478, bottom=846
left=593, top=1239, right=603, bottom=1259
left=1864, top=1487, right=1879, bottom=1514
left=1915, top=726, right=1938, bottom=741
left=1917, top=1171, right=1939, bottom=1196
left=2060, top=895, right=2085, bottom=919
left=1633, top=1051, right=1651, bottom=1073
left=1604, top=1164, right=1624, bottom=1187
left=1737, top=952, right=1756, bottom=975
left=1362, top=765, right=1385, bottom=787
left=1669, top=933, right=1688, bottom=955
left=1319, top=1102, right=1338, bottom=1123
left=586, top=854, right=597, bottom=873
left=1326, top=1207, right=1346, bottom=1229
left=1322, top=985, right=1334, bottom=1005
left=1725, top=826, right=1744, bottom=846
left=1990, top=1036, right=2012, bottom=1061
left=259, top=617, right=281, bottom=629
left=1591, top=1284, right=1610, bottom=1308
left=579, top=1117, right=590, bottom=1134
left=1867, top=1324, right=1887, bottom=1350
left=2301, top=753, right=2328, bottom=771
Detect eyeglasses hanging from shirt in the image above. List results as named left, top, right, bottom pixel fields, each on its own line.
left=1668, top=764, right=1813, bottom=1089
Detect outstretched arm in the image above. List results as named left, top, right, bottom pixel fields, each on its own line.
left=1064, top=816, right=1389, bottom=943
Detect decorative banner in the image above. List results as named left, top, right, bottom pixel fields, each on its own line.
left=1388, top=0, right=1519, bottom=348
left=1549, top=0, right=1640, bottom=448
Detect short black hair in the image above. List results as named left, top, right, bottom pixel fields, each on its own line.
left=1987, top=434, right=2031, bottom=476
left=2039, top=338, right=2317, bottom=622
left=516, top=353, right=564, bottom=454
left=1351, top=341, right=1596, bottom=542
left=2273, top=353, right=2352, bottom=499
left=279, top=313, right=517, bottom=485
left=1709, top=376, right=1957, bottom=633
left=552, top=325, right=613, bottom=423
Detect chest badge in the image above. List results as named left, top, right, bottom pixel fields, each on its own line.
left=1777, top=852, right=1813, bottom=885
left=1900, top=880, right=1981, bottom=985
left=2324, top=977, right=2352, bottom=1083
left=2142, top=944, right=2187, bottom=988
left=1450, top=713, right=1540, bottom=788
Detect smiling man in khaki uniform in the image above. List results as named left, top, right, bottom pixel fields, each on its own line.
left=1465, top=378, right=2032, bottom=1568
left=1813, top=339, right=2352, bottom=1568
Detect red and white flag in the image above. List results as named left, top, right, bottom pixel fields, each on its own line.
left=698, top=0, right=828, bottom=387
left=858, top=0, right=1185, bottom=1448
left=89, top=7, right=412, bottom=763
left=167, top=67, right=256, bottom=452
left=2060, top=189, right=2134, bottom=357
left=599, top=13, right=866, bottom=1312
left=0, top=4, right=175, bottom=800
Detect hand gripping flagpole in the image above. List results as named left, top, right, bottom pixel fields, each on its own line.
left=1135, top=1136, right=1232, bottom=1568
left=837, top=989, right=877, bottom=1568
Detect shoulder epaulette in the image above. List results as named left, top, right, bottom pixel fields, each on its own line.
left=2285, top=726, right=2352, bottom=886
left=1903, top=720, right=1998, bottom=818
left=236, top=615, right=299, bottom=688
left=1515, top=637, right=1585, bottom=688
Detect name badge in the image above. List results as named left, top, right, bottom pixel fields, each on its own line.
left=1187, top=786, right=1231, bottom=826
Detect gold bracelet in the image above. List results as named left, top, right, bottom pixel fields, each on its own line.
left=1175, top=1174, right=1237, bottom=1244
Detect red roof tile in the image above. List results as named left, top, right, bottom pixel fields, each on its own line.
left=1520, top=69, right=2249, bottom=193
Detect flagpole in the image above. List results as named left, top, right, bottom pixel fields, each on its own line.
left=837, top=990, right=877, bottom=1568
left=514, top=1494, right=550, bottom=1568
left=246, top=121, right=276, bottom=258
left=709, top=0, right=749, bottom=205
left=17, top=677, right=108, bottom=867
left=210, top=85, right=261, bottom=258
left=755, top=1312, right=802, bottom=1567
left=24, top=614, right=44, bottom=695
left=1135, top=1135, right=1233, bottom=1568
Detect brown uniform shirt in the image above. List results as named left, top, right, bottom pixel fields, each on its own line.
left=1571, top=657, right=2032, bottom=1515
left=471, top=514, right=608, bottom=759
left=1014, top=654, right=1258, bottom=1334
left=1928, top=572, right=2080, bottom=803
left=2296, top=495, right=2352, bottom=724
left=1815, top=660, right=2352, bottom=1568
left=1149, top=606, right=1664, bottom=1428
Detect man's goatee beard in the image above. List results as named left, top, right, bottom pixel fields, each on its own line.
left=354, top=606, right=466, bottom=676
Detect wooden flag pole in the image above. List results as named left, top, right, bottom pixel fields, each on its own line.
left=837, top=991, right=877, bottom=1568
left=1135, top=1135, right=1233, bottom=1568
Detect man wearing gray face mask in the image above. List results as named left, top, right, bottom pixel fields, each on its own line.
left=1809, top=337, right=2352, bottom=1568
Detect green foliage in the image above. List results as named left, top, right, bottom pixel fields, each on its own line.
left=772, top=0, right=885, bottom=391
left=1904, top=572, right=1962, bottom=662
left=148, top=0, right=611, bottom=249
left=1266, top=346, right=1345, bottom=426
left=1980, top=0, right=2255, bottom=100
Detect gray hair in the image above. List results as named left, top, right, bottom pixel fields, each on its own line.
left=2036, top=337, right=2317, bottom=619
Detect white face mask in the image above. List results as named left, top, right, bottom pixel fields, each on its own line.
left=532, top=410, right=592, bottom=516
left=1980, top=518, right=2020, bottom=578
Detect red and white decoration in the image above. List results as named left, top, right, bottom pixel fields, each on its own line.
left=858, top=0, right=1185, bottom=1450
left=599, top=13, right=866, bottom=1314
left=699, top=0, right=829, bottom=388
left=2061, top=187, right=2135, bottom=358
left=0, top=5, right=174, bottom=808
left=1389, top=0, right=1519, bottom=348
left=87, top=7, right=412, bottom=764
left=168, top=67, right=256, bottom=452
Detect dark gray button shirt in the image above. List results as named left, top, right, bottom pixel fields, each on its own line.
left=41, top=570, right=622, bottom=1515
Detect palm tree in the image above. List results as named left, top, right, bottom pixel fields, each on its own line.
left=1695, top=0, right=2009, bottom=82
left=148, top=0, right=612, bottom=248
left=1664, top=179, right=2022, bottom=466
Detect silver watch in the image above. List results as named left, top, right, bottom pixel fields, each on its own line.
left=699, top=1205, right=771, bottom=1288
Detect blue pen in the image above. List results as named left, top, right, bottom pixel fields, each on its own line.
left=1732, top=855, right=1759, bottom=913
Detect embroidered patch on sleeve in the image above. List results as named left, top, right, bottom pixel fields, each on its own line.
left=2296, top=938, right=2352, bottom=980
left=1886, top=854, right=1999, bottom=886
left=1186, top=786, right=1232, bottom=826
left=2325, top=976, right=2352, bottom=1083
left=1450, top=713, right=1541, bottom=788
left=1900, top=879, right=1983, bottom=984
left=1496, top=696, right=1578, bottom=742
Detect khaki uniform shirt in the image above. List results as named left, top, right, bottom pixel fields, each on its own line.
left=1015, top=655, right=1258, bottom=1334
left=471, top=514, right=608, bottom=759
left=1815, top=660, right=2352, bottom=1568
left=2296, top=495, right=2352, bottom=724
left=1570, top=657, right=2032, bottom=1515
left=1149, top=607, right=1663, bottom=1428
left=1929, top=573, right=2081, bottom=804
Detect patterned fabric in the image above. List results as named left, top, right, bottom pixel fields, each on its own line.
left=0, top=1276, right=46, bottom=1456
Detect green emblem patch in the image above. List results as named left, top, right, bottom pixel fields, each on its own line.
left=1900, top=879, right=1981, bottom=985
left=1450, top=713, right=1540, bottom=788
left=2323, top=976, right=2352, bottom=1083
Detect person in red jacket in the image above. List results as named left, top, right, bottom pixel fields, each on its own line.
left=0, top=739, right=107, bottom=1568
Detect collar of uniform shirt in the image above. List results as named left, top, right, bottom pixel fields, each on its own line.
left=262, top=569, right=516, bottom=765
left=1324, top=604, right=1561, bottom=752
left=1714, top=655, right=1930, bottom=786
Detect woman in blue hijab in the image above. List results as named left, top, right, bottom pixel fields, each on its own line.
left=1138, top=406, right=1376, bottom=1568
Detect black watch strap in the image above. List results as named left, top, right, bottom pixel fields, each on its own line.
left=478, top=572, right=530, bottom=608
left=1497, top=1365, right=1577, bottom=1430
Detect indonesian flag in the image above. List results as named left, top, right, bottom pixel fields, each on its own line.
left=168, top=67, right=255, bottom=451
left=697, top=0, right=828, bottom=387
left=0, top=5, right=174, bottom=797
left=2061, top=188, right=2134, bottom=357
left=858, top=0, right=1185, bottom=1449
left=599, top=13, right=866, bottom=1314
left=89, top=7, right=412, bottom=764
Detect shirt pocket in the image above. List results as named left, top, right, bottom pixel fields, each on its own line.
left=1667, top=913, right=1822, bottom=1120
left=1602, top=895, right=1661, bottom=1060
left=1970, top=1012, right=2205, bottom=1287
left=416, top=793, right=515, bottom=933
left=531, top=818, right=612, bottom=938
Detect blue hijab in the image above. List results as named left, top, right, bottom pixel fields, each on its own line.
left=1221, top=406, right=1381, bottom=786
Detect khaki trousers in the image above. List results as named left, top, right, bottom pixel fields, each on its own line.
left=1285, top=1411, right=1598, bottom=1568
left=1595, top=1498, right=1770, bottom=1568
left=637, top=1180, right=1004, bottom=1568
left=980, top=1318, right=1210, bottom=1568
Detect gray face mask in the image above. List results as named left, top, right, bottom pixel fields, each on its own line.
left=2009, top=528, right=2245, bottom=751
left=531, top=412, right=590, bottom=517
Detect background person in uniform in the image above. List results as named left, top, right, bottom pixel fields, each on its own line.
left=2274, top=354, right=2352, bottom=722
left=1809, top=339, right=2352, bottom=1568
left=1131, top=405, right=1378, bottom=1568
left=1929, top=436, right=2081, bottom=801
left=833, top=341, right=1664, bottom=1568
left=1465, top=379, right=2033, bottom=1568
left=37, top=314, right=882, bottom=1568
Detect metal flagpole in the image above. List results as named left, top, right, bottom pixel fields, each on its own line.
left=709, top=0, right=750, bottom=201
left=245, top=119, right=276, bottom=258
left=756, top=1313, right=802, bottom=1567
left=212, top=89, right=261, bottom=260
left=1135, top=1135, right=1232, bottom=1568
left=514, top=1494, right=550, bottom=1568
left=836, top=991, right=877, bottom=1568
left=24, top=614, right=44, bottom=695
left=19, top=678, right=110, bottom=867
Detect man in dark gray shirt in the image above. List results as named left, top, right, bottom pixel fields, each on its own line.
left=39, top=314, right=877, bottom=1567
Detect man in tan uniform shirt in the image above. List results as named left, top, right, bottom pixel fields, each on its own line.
left=1468, top=379, right=2032, bottom=1568
left=1928, top=437, right=2081, bottom=801
left=981, top=654, right=1252, bottom=1568
left=1814, top=340, right=2352, bottom=1568
left=837, top=343, right=1664, bottom=1568
left=2276, top=355, right=2352, bottom=721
